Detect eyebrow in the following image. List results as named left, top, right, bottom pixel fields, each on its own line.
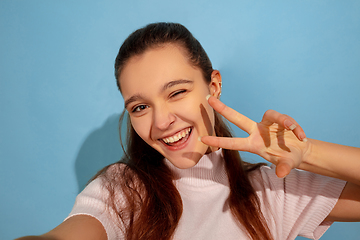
left=161, top=79, right=194, bottom=92
left=124, top=79, right=194, bottom=109
left=124, top=94, right=144, bottom=109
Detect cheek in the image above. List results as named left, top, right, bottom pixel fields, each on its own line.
left=130, top=117, right=151, bottom=141
left=202, top=103, right=216, bottom=135
left=173, top=98, right=202, bottom=118
left=174, top=97, right=215, bottom=134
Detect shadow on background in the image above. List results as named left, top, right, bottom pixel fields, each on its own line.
left=74, top=113, right=124, bottom=193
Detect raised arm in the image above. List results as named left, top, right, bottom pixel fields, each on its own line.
left=299, top=139, right=360, bottom=185
left=201, top=96, right=360, bottom=222
left=299, top=139, right=360, bottom=222
left=15, top=215, right=107, bottom=240
left=201, top=96, right=360, bottom=182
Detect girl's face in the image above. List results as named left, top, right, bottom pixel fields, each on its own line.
left=119, top=44, right=221, bottom=169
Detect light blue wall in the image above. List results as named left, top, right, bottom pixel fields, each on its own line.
left=1, top=1, right=359, bottom=239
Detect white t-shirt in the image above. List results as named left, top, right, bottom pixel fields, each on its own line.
left=67, top=149, right=346, bottom=239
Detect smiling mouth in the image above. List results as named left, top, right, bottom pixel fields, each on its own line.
left=161, top=127, right=192, bottom=146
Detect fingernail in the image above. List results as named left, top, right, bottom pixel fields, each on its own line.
left=299, top=132, right=307, bottom=141
left=284, top=119, right=296, bottom=130
left=302, top=137, right=308, bottom=142
left=198, top=136, right=202, bottom=142
left=206, top=95, right=211, bottom=100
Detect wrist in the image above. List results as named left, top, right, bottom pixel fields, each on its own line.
left=298, top=138, right=315, bottom=170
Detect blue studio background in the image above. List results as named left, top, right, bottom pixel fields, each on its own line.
left=1, top=1, right=359, bottom=239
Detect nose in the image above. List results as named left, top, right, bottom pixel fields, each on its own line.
left=153, top=105, right=176, bottom=131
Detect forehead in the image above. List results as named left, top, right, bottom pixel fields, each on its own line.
left=119, top=44, right=203, bottom=97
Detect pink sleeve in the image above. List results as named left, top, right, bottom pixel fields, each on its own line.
left=252, top=165, right=346, bottom=240
left=65, top=177, right=125, bottom=240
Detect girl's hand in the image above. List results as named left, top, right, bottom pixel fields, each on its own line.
left=201, top=96, right=310, bottom=178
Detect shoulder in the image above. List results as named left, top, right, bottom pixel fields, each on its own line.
left=67, top=162, right=143, bottom=239
left=93, top=162, right=141, bottom=188
left=248, top=165, right=346, bottom=239
left=249, top=164, right=345, bottom=194
left=74, top=162, right=144, bottom=212
left=247, top=165, right=283, bottom=192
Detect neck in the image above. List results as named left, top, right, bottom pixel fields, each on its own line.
left=165, top=149, right=228, bottom=187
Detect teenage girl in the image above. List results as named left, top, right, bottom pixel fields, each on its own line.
left=16, top=22, right=360, bottom=240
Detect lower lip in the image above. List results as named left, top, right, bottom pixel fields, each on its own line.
left=160, top=128, right=192, bottom=151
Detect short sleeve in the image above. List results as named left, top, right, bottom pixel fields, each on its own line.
left=65, top=177, right=125, bottom=240
left=250, top=165, right=346, bottom=240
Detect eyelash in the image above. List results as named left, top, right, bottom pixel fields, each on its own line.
left=132, top=105, right=148, bottom=113
left=170, top=89, right=186, bottom=98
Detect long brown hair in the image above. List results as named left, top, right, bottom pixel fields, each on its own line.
left=96, top=22, right=273, bottom=240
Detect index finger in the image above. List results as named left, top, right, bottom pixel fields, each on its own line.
left=207, top=95, right=255, bottom=134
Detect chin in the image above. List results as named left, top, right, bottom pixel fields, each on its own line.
left=165, top=146, right=209, bottom=169
left=167, top=157, right=199, bottom=169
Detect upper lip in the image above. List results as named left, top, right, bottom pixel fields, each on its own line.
left=157, top=127, right=192, bottom=141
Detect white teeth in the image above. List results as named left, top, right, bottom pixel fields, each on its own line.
left=162, top=128, right=191, bottom=144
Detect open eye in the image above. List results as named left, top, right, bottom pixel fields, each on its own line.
left=170, top=89, right=186, bottom=98
left=132, top=104, right=149, bottom=113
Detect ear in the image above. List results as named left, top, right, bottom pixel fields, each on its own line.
left=209, top=70, right=222, bottom=98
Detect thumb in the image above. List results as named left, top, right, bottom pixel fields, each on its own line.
left=275, top=161, right=293, bottom=178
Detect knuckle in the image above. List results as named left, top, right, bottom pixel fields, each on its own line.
left=264, top=109, right=274, bottom=116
